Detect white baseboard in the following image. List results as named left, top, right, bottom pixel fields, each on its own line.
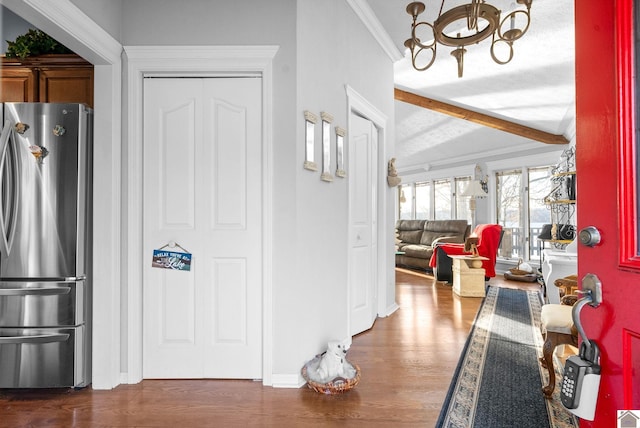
left=380, top=302, right=400, bottom=317
left=271, top=373, right=306, bottom=388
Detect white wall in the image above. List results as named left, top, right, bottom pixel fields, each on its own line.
left=119, top=0, right=395, bottom=382
left=290, top=1, right=395, bottom=377
left=0, top=5, right=36, bottom=52
left=69, top=0, right=122, bottom=41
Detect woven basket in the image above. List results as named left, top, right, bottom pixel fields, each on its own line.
left=509, top=258, right=529, bottom=276
left=301, top=355, right=361, bottom=394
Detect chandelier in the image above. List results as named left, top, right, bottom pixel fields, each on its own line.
left=404, top=0, right=533, bottom=78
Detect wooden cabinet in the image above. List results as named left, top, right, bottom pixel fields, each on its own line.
left=1, top=54, right=93, bottom=107
left=38, top=68, right=93, bottom=106
left=1, top=67, right=37, bottom=102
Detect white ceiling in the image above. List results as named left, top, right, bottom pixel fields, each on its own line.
left=365, top=0, right=575, bottom=174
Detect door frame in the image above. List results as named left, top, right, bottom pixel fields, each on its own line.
left=124, top=46, right=278, bottom=385
left=346, top=85, right=398, bottom=321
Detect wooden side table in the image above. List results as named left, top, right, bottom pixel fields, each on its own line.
left=449, top=255, right=489, bottom=297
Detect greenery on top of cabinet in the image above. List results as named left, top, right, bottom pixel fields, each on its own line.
left=5, top=29, right=72, bottom=59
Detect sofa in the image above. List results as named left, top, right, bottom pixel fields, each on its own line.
left=395, top=219, right=470, bottom=270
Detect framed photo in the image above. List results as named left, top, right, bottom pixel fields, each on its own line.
left=303, top=110, right=318, bottom=171
left=320, top=112, right=334, bottom=182
left=335, top=126, right=346, bottom=178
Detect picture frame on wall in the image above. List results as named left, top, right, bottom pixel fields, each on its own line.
left=303, top=110, right=318, bottom=171
left=320, top=112, right=334, bottom=182
left=335, top=126, right=346, bottom=178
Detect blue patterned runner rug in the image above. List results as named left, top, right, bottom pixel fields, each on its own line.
left=436, top=286, right=578, bottom=428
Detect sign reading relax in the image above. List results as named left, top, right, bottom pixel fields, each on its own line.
left=152, top=250, right=192, bottom=272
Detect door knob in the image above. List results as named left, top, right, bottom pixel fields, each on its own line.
left=579, top=226, right=601, bottom=247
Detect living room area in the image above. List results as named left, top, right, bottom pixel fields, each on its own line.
left=384, top=1, right=579, bottom=418
left=391, top=134, right=581, bottom=426
left=391, top=183, right=581, bottom=426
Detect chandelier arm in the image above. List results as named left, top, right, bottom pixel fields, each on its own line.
left=468, top=0, right=480, bottom=30
left=411, top=45, right=437, bottom=71
left=490, top=38, right=514, bottom=65
left=451, top=46, right=466, bottom=78
left=498, top=10, right=531, bottom=42
left=411, top=21, right=437, bottom=49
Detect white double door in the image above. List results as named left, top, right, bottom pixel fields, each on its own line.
left=142, top=77, right=262, bottom=379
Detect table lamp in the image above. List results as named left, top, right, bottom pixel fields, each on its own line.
left=461, top=180, right=487, bottom=228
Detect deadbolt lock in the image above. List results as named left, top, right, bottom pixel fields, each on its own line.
left=579, top=226, right=601, bottom=247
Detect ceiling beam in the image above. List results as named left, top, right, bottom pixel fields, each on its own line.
left=394, top=88, right=569, bottom=145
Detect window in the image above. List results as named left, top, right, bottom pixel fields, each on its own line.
left=398, top=177, right=471, bottom=220
left=496, top=170, right=522, bottom=259
left=496, top=167, right=553, bottom=261
left=399, top=184, right=413, bottom=219
left=415, top=182, right=431, bottom=219
left=434, top=179, right=452, bottom=220
left=455, top=177, right=472, bottom=222
left=528, top=167, right=553, bottom=259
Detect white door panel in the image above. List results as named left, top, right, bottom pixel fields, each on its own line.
left=350, top=247, right=371, bottom=311
left=349, top=114, right=378, bottom=336
left=143, top=77, right=262, bottom=379
left=209, top=97, right=247, bottom=229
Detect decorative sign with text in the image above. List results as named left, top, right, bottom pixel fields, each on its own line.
left=152, top=249, right=192, bottom=271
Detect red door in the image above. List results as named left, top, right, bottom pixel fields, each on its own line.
left=576, top=1, right=640, bottom=426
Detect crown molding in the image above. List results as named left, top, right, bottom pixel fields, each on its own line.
left=347, top=0, right=403, bottom=62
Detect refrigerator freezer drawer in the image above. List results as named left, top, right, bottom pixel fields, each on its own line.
left=0, top=280, right=84, bottom=327
left=0, top=326, right=88, bottom=388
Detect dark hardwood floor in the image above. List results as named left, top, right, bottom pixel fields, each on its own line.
left=0, top=269, right=541, bottom=427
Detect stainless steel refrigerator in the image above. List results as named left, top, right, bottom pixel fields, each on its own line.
left=0, top=103, right=92, bottom=388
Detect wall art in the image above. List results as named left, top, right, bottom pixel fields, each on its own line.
left=303, top=110, right=318, bottom=171
left=320, top=112, right=334, bottom=182
left=335, top=126, right=346, bottom=178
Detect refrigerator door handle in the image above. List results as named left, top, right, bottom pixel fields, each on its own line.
left=0, top=333, right=70, bottom=345
left=1, top=276, right=85, bottom=282
left=0, top=286, right=72, bottom=296
left=0, top=120, right=18, bottom=257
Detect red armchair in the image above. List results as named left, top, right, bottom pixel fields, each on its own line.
left=429, top=224, right=503, bottom=282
